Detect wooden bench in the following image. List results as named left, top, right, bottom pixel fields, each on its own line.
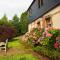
left=0, top=39, right=8, bottom=52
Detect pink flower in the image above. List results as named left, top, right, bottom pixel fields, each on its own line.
left=46, top=33, right=53, bottom=37
left=54, top=42, right=59, bottom=49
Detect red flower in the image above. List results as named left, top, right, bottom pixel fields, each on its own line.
left=54, top=42, right=59, bottom=49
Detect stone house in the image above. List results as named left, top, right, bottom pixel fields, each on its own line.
left=27, top=0, right=60, bottom=32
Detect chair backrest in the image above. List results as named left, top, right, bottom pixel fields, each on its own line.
left=5, top=39, right=8, bottom=45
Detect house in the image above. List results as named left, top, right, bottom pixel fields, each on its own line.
left=27, top=0, right=60, bottom=32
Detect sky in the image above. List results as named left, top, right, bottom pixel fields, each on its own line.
left=0, top=0, right=33, bottom=20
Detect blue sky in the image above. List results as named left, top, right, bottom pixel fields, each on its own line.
left=0, top=0, right=33, bottom=20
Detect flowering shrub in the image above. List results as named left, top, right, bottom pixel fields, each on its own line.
left=48, top=29, right=60, bottom=49
left=46, top=33, right=53, bottom=37
left=0, top=25, right=17, bottom=42
left=31, top=29, right=60, bottom=60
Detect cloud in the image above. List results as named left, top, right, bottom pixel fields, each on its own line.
left=0, top=0, right=33, bottom=20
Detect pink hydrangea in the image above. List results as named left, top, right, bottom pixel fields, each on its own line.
left=46, top=33, right=53, bottom=37
left=54, top=42, right=59, bottom=49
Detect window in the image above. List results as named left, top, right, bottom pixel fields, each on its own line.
left=45, top=16, right=53, bottom=27
left=37, top=21, right=40, bottom=26
left=38, top=0, right=43, bottom=8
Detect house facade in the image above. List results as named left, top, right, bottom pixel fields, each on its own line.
left=27, top=0, right=60, bottom=32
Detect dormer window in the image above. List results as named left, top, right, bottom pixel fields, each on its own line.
left=38, top=0, right=43, bottom=8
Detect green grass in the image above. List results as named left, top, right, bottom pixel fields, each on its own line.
left=8, top=38, right=21, bottom=48
left=0, top=54, right=39, bottom=60
left=0, top=37, right=39, bottom=60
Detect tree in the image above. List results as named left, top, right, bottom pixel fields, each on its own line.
left=0, top=14, right=8, bottom=25
left=20, top=12, right=28, bottom=34
left=12, top=14, right=20, bottom=35
left=12, top=14, right=19, bottom=22
left=0, top=14, right=15, bottom=28
left=0, top=14, right=17, bottom=41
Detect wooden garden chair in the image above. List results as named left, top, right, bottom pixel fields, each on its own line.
left=0, top=39, right=8, bottom=52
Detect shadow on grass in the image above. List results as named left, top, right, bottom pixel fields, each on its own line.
left=8, top=38, right=19, bottom=42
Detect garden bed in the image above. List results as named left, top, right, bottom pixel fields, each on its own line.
left=27, top=29, right=60, bottom=60
left=33, top=46, right=60, bottom=60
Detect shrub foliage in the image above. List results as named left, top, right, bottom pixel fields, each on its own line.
left=0, top=25, right=16, bottom=42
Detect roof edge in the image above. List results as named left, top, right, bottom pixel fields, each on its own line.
left=27, top=0, right=35, bottom=11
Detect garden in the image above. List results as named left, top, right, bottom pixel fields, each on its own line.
left=0, top=37, right=40, bottom=60
left=0, top=12, right=60, bottom=60
left=27, top=28, right=60, bottom=60
left=0, top=12, right=40, bottom=60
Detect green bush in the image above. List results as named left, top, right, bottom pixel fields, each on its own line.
left=27, top=37, right=34, bottom=47
left=34, top=28, right=42, bottom=37
left=48, top=29, right=60, bottom=36
left=40, top=37, right=49, bottom=46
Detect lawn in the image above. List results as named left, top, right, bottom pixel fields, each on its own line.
left=0, top=37, right=39, bottom=60
left=8, top=38, right=21, bottom=48
left=0, top=54, right=38, bottom=60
